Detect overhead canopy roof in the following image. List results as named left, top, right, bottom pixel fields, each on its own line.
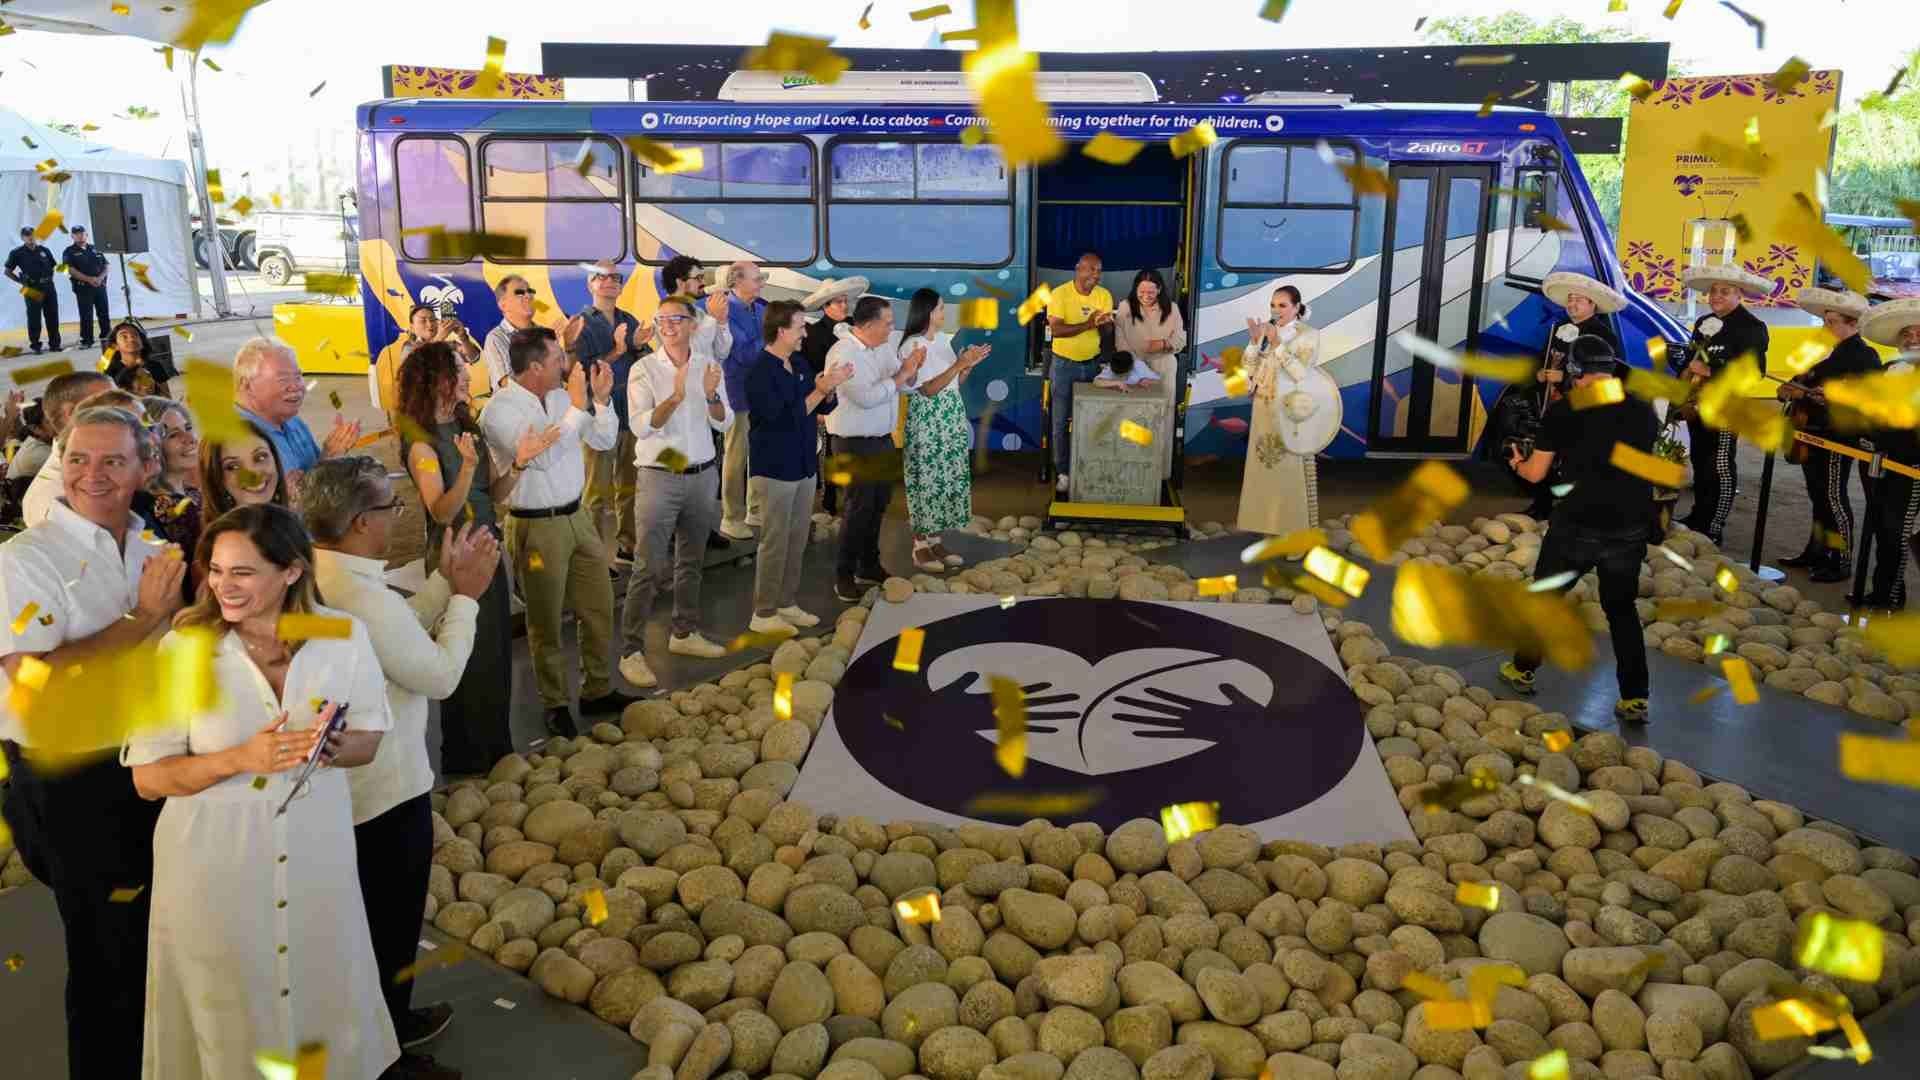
left=0, top=109, right=187, bottom=187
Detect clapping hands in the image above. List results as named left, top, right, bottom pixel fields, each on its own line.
left=322, top=413, right=362, bottom=459
left=442, top=522, right=502, bottom=599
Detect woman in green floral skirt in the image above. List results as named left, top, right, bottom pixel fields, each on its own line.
left=899, top=288, right=991, bottom=573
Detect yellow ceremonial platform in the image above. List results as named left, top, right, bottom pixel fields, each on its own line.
left=271, top=302, right=368, bottom=376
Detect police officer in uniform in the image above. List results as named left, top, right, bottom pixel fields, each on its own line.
left=1672, top=264, right=1771, bottom=545
left=1859, top=298, right=1920, bottom=610
left=1501, top=335, right=1660, bottom=725
left=61, top=224, right=111, bottom=351
left=1777, top=288, right=1880, bottom=583
left=5, top=225, right=62, bottom=353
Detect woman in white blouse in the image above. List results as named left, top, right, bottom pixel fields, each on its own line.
left=127, top=503, right=399, bottom=1080
left=1238, top=285, right=1325, bottom=536
left=899, top=288, right=989, bottom=573
left=1109, top=269, right=1187, bottom=386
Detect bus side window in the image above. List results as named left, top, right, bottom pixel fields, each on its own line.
left=632, top=140, right=818, bottom=267
left=478, top=136, right=625, bottom=263
left=395, top=136, right=474, bottom=262
left=1505, top=166, right=1567, bottom=283
left=826, top=140, right=1013, bottom=267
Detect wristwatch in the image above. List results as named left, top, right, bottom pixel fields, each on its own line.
left=706, top=393, right=723, bottom=406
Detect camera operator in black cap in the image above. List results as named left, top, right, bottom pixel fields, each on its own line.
left=1499, top=334, right=1660, bottom=726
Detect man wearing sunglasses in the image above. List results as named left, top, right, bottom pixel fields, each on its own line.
left=481, top=275, right=543, bottom=393
left=572, top=260, right=653, bottom=570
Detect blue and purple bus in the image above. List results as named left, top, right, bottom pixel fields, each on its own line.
left=353, top=70, right=1685, bottom=477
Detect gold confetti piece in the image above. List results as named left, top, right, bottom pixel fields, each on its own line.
left=1423, top=770, right=1501, bottom=813
left=965, top=28, right=1063, bottom=167
left=826, top=449, right=905, bottom=487
left=963, top=789, right=1105, bottom=817
left=1351, top=462, right=1469, bottom=561
left=108, top=885, right=145, bottom=903
left=1015, top=284, right=1053, bottom=326
left=1160, top=801, right=1219, bottom=843
left=1663, top=0, right=1684, bottom=18
left=251, top=776, right=268, bottom=790
left=1653, top=545, right=1692, bottom=572
left=960, top=127, right=987, bottom=147
left=725, top=630, right=791, bottom=654
left=1467, top=963, right=1526, bottom=1025
left=1569, top=378, right=1625, bottom=410
left=909, top=3, right=952, bottom=19
left=349, top=430, right=391, bottom=450
left=1259, top=0, right=1291, bottom=19
left=1455, top=881, right=1500, bottom=911
left=473, top=36, right=508, bottom=98
left=1543, top=730, right=1572, bottom=753
left=13, top=656, right=51, bottom=696
left=1777, top=193, right=1871, bottom=296
left=3, top=953, right=20, bottom=972
left=32, top=207, right=64, bottom=242
left=1476, top=93, right=1501, bottom=119
left=743, top=31, right=851, bottom=85
left=991, top=675, right=1027, bottom=778
left=1528, top=571, right=1578, bottom=593
left=1720, top=657, right=1758, bottom=704
left=1303, top=546, right=1369, bottom=599
left=1839, top=732, right=1920, bottom=788
left=1196, top=574, right=1238, bottom=597
left=1703, top=634, right=1729, bottom=656
left=858, top=2, right=873, bottom=29
left=1396, top=562, right=1591, bottom=670
left=1082, top=130, right=1146, bottom=166
left=887, top=627, right=925, bottom=674
left=1241, top=528, right=1325, bottom=564
left=417, top=459, right=439, bottom=475
left=11, top=602, right=41, bottom=635
left=1168, top=122, right=1217, bottom=160
left=1223, top=371, right=1251, bottom=398
left=1689, top=685, right=1723, bottom=705
left=304, top=272, right=358, bottom=297
left=1424, top=1000, right=1481, bottom=1031
left=1752, top=997, right=1840, bottom=1041
left=1610, top=442, right=1686, bottom=489
left=1527, top=1048, right=1570, bottom=1080
left=1619, top=73, right=1656, bottom=102
left=774, top=672, right=794, bottom=721
left=654, top=447, right=690, bottom=473
left=206, top=168, right=225, bottom=204
left=1401, top=971, right=1453, bottom=1002
left=112, top=2, right=131, bottom=14
left=527, top=552, right=545, bottom=572
left=204, top=58, right=223, bottom=72
left=894, top=893, right=942, bottom=924
left=328, top=390, right=344, bottom=410
left=884, top=714, right=905, bottom=731
left=276, top=614, right=353, bottom=641
left=583, top=887, right=608, bottom=927
left=1794, top=910, right=1883, bottom=982
left=1517, top=773, right=1595, bottom=813
left=16, top=629, right=221, bottom=764
left=1340, top=161, right=1395, bottom=199
left=1713, top=566, right=1740, bottom=593
left=998, top=595, right=1017, bottom=610
left=1453, top=53, right=1516, bottom=68
left=1827, top=1012, right=1873, bottom=1064
left=418, top=231, right=530, bottom=261
left=1117, top=420, right=1152, bottom=447
left=956, top=298, right=998, bottom=331
left=393, top=943, right=470, bottom=985
left=1655, top=599, right=1722, bottom=622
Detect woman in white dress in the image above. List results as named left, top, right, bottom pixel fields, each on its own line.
left=1237, top=285, right=1325, bottom=536
left=127, top=503, right=399, bottom=1080
left=899, top=288, right=990, bottom=573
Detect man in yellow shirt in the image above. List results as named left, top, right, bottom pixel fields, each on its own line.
left=1047, top=252, right=1114, bottom=494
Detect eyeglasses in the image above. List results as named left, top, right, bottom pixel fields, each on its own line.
left=656, top=314, right=693, bottom=326
left=593, top=273, right=626, bottom=284
left=511, top=288, right=537, bottom=298
left=360, top=499, right=405, bottom=518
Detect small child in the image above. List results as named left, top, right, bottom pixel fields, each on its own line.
left=1093, top=350, right=1160, bottom=392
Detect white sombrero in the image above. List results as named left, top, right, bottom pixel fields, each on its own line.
left=802, top=277, right=869, bottom=310
left=1681, top=263, right=1771, bottom=298
left=1862, top=297, right=1920, bottom=346
left=1794, top=287, right=1869, bottom=322
left=1542, top=271, right=1628, bottom=315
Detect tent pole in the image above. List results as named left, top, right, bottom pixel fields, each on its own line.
left=183, top=50, right=231, bottom=318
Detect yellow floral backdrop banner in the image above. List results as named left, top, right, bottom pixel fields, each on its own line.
left=1616, top=70, right=1841, bottom=309
left=384, top=65, right=564, bottom=99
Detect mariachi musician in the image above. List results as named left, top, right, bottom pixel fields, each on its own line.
left=1858, top=297, right=1920, bottom=609
left=1522, top=272, right=1626, bottom=518
left=1672, top=264, right=1772, bottom=546
left=1777, top=288, right=1880, bottom=583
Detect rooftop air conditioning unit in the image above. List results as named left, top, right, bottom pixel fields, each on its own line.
left=1244, top=91, right=1354, bottom=107
left=717, top=70, right=1159, bottom=104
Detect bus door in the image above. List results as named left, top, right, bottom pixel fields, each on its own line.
left=1366, top=163, right=1494, bottom=455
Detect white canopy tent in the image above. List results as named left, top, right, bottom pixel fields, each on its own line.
left=0, top=110, right=199, bottom=332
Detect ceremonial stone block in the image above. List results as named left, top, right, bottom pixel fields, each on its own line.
left=1070, top=386, right=1168, bottom=506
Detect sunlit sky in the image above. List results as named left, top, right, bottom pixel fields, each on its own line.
left=1, top=0, right=1912, bottom=194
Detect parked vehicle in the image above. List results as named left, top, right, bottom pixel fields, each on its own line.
left=245, top=209, right=360, bottom=286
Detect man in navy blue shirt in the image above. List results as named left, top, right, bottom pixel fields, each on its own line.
left=5, top=226, right=61, bottom=353
left=569, top=260, right=652, bottom=567
left=719, top=260, right=768, bottom=540
left=62, top=225, right=112, bottom=350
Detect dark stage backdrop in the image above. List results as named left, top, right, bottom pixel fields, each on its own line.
left=540, top=42, right=1668, bottom=154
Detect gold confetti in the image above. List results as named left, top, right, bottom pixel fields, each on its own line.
left=1839, top=732, right=1920, bottom=788
left=894, top=893, right=942, bottom=924
left=349, top=430, right=392, bottom=451
left=960, top=127, right=987, bottom=147
left=1703, top=634, right=1730, bottom=656
left=1423, top=1000, right=1481, bottom=1031
left=1259, top=0, right=1291, bottom=19
left=1423, top=770, right=1501, bottom=812
left=1340, top=161, right=1395, bottom=198
left=1777, top=193, right=1871, bottom=295
left=964, top=25, right=1062, bottom=167
left=1160, top=801, right=1219, bottom=843
left=1117, top=420, right=1152, bottom=446
left=1517, top=773, right=1595, bottom=813
left=1196, top=575, right=1238, bottom=597
left=1624, top=367, right=1695, bottom=406
left=893, top=628, right=926, bottom=673
left=1476, top=93, right=1501, bottom=119
left=743, top=31, right=851, bottom=85
left=990, top=675, right=1027, bottom=778
left=108, top=885, right=145, bottom=903
left=908, top=3, right=951, bottom=18
left=1689, top=685, right=1723, bottom=706
left=1569, top=378, right=1625, bottom=410
left=1241, top=528, right=1325, bottom=564
left=1351, top=462, right=1469, bottom=561
left=204, top=58, right=224, bottom=73
left=207, top=168, right=225, bottom=204
left=527, top=552, right=545, bottom=572
left=1528, top=571, right=1578, bottom=594
left=826, top=449, right=905, bottom=486
left=1610, top=442, right=1686, bottom=488
left=774, top=672, right=794, bottom=721
left=858, top=2, right=873, bottom=29
left=1751, top=996, right=1841, bottom=1041
left=1223, top=371, right=1251, bottom=398
left=1082, top=131, right=1146, bottom=166
left=583, top=888, right=608, bottom=927
left=956, top=298, right=998, bottom=330
left=304, top=272, right=358, bottom=297
left=276, top=614, right=353, bottom=641
left=307, top=80, right=328, bottom=98
left=963, top=790, right=1105, bottom=817
left=1720, top=657, right=1758, bottom=704
left=1467, top=964, right=1526, bottom=1025
left=420, top=231, right=529, bottom=261
left=10, top=602, right=41, bottom=635
left=1793, top=910, right=1882, bottom=982
left=251, top=775, right=268, bottom=790
left=1455, top=881, right=1500, bottom=911
left=1543, top=730, right=1572, bottom=753
left=1401, top=971, right=1453, bottom=1003
left=1663, top=0, right=1685, bottom=17
left=1526, top=1049, right=1570, bottom=1080
left=112, top=2, right=131, bottom=14
left=474, top=36, right=508, bottom=98
left=653, top=446, right=691, bottom=472
left=14, top=629, right=221, bottom=763
left=3, top=954, right=19, bottom=972
left=1303, top=546, right=1369, bottom=599
left=1015, top=284, right=1053, bottom=326
left=1453, top=53, right=1516, bottom=68
left=725, top=630, right=790, bottom=654
left=393, top=943, right=469, bottom=985
left=1653, top=599, right=1721, bottom=622
left=1618, top=73, right=1656, bottom=102
left=1168, top=122, right=1217, bottom=159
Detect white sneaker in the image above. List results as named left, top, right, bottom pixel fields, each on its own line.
left=776, top=605, right=820, bottom=628
left=748, top=613, right=797, bottom=638
left=718, top=520, right=756, bottom=541
left=618, top=652, right=657, bottom=688
left=669, top=632, right=727, bottom=658
left=1055, top=473, right=1069, bottom=494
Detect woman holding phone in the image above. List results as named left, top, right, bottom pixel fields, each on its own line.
left=126, top=503, right=399, bottom=1079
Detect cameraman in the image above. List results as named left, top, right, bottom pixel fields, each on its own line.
left=1500, top=335, right=1658, bottom=725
